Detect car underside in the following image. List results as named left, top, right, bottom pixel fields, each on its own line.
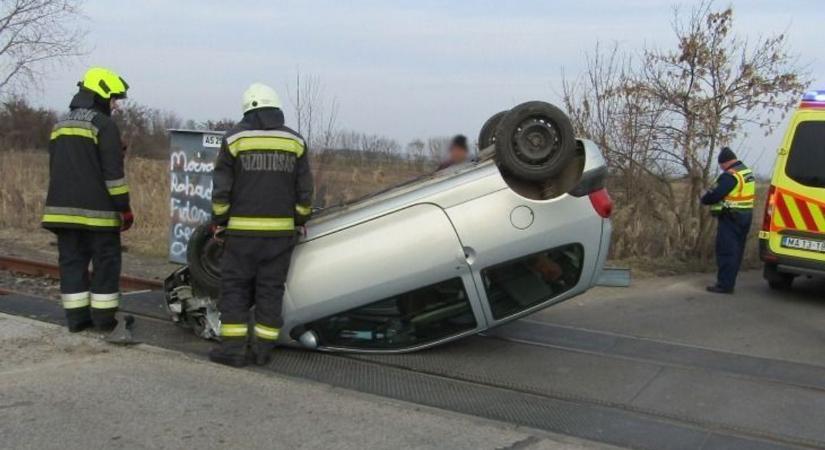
left=165, top=101, right=613, bottom=353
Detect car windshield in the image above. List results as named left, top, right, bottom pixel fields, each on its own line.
left=786, top=121, right=825, bottom=188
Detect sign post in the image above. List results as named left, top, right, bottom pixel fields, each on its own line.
left=168, top=129, right=224, bottom=264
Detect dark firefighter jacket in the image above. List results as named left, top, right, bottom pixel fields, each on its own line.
left=211, top=107, right=313, bottom=237
left=42, top=90, right=130, bottom=232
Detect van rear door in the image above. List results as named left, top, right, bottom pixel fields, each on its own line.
left=769, top=115, right=825, bottom=260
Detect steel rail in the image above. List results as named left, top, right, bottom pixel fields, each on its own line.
left=0, top=255, right=163, bottom=291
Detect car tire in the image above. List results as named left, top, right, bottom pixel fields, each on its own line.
left=187, top=224, right=223, bottom=298
left=478, top=110, right=508, bottom=150
left=494, top=101, right=576, bottom=182
left=764, top=263, right=794, bottom=290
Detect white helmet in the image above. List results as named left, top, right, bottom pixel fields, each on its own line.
left=242, top=82, right=282, bottom=113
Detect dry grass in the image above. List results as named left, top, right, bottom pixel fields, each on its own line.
left=0, top=150, right=767, bottom=275
left=0, top=150, right=429, bottom=257
left=607, top=179, right=766, bottom=275
left=0, top=150, right=171, bottom=256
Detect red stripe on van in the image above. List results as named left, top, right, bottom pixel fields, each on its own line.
left=774, top=193, right=796, bottom=229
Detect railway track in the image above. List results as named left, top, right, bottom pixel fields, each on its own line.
left=3, top=256, right=825, bottom=449
left=0, top=255, right=163, bottom=291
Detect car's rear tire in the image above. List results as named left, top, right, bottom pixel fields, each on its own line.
left=764, top=263, right=794, bottom=290
left=494, top=101, right=576, bottom=182
left=187, top=224, right=223, bottom=298
left=478, top=110, right=507, bottom=150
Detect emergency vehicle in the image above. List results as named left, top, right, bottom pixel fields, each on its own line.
left=760, top=90, right=825, bottom=289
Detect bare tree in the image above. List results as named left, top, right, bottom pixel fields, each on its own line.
left=561, top=1, right=808, bottom=261
left=286, top=70, right=343, bottom=200
left=286, top=69, right=340, bottom=150
left=0, top=0, right=86, bottom=96
left=426, top=136, right=451, bottom=162
left=563, top=44, right=684, bottom=259
left=636, top=1, right=808, bottom=255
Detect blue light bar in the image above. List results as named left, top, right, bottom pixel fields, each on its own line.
left=801, top=90, right=825, bottom=102
left=800, top=90, right=825, bottom=108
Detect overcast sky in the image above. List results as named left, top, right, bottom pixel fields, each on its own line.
left=33, top=0, right=825, bottom=174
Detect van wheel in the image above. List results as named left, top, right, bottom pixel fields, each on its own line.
left=187, top=224, right=223, bottom=298
left=478, top=110, right=507, bottom=150
left=494, top=101, right=576, bottom=182
left=764, top=263, right=794, bottom=290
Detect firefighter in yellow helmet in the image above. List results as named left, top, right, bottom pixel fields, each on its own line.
left=42, top=67, right=133, bottom=332
left=209, top=82, right=313, bottom=367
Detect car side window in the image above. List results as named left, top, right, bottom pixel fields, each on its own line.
left=482, top=244, right=584, bottom=320
left=306, top=278, right=477, bottom=350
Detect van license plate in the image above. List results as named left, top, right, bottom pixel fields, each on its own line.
left=781, top=236, right=825, bottom=253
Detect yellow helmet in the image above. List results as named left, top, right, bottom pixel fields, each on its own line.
left=79, top=67, right=129, bottom=99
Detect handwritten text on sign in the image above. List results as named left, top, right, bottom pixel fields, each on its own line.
left=168, top=132, right=223, bottom=263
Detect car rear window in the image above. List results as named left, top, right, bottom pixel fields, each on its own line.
left=482, top=244, right=584, bottom=320
left=786, top=121, right=825, bottom=188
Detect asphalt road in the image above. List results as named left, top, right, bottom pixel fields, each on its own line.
left=534, top=269, right=825, bottom=367
left=0, top=313, right=609, bottom=450
left=1, top=268, right=822, bottom=449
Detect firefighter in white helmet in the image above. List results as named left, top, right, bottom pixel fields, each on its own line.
left=209, top=82, right=313, bottom=367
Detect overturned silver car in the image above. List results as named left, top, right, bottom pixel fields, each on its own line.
left=166, top=101, right=613, bottom=353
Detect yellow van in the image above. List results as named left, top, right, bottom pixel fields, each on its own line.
left=760, top=90, right=825, bottom=289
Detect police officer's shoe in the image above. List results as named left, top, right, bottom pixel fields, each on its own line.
left=252, top=342, right=277, bottom=366
left=706, top=285, right=734, bottom=294
left=209, top=344, right=249, bottom=368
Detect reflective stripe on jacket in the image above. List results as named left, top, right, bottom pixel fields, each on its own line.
left=710, top=163, right=756, bottom=214
left=42, top=90, right=130, bottom=232
left=211, top=108, right=313, bottom=237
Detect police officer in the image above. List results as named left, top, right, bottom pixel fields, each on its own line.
left=209, top=82, right=313, bottom=367
left=42, top=67, right=133, bottom=332
left=701, top=147, right=755, bottom=294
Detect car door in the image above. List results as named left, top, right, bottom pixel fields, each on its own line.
left=282, top=203, right=487, bottom=352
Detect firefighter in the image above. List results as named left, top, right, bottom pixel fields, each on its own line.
left=701, top=147, right=755, bottom=294
left=42, top=67, right=133, bottom=332
left=209, top=82, right=313, bottom=367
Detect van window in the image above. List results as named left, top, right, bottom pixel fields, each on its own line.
left=786, top=121, right=825, bottom=188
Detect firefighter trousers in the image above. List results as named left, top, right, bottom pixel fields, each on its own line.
left=55, top=229, right=121, bottom=330
left=715, top=211, right=752, bottom=291
left=218, top=235, right=295, bottom=347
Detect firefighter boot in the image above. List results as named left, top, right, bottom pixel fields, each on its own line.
left=252, top=340, right=277, bottom=366
left=90, top=293, right=120, bottom=332
left=65, top=306, right=93, bottom=333
left=209, top=340, right=249, bottom=368
left=91, top=308, right=118, bottom=332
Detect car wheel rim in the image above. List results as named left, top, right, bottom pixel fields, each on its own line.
left=513, top=117, right=561, bottom=165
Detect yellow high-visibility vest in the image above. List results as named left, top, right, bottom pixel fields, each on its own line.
left=711, top=164, right=756, bottom=214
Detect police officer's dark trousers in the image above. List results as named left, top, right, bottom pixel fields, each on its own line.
left=715, top=211, right=752, bottom=291
left=56, top=229, right=121, bottom=331
left=218, top=235, right=294, bottom=358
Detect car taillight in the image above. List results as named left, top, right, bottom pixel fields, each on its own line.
left=589, top=188, right=613, bottom=218
left=762, top=185, right=776, bottom=232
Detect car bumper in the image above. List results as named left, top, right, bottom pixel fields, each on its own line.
left=760, top=239, right=825, bottom=277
